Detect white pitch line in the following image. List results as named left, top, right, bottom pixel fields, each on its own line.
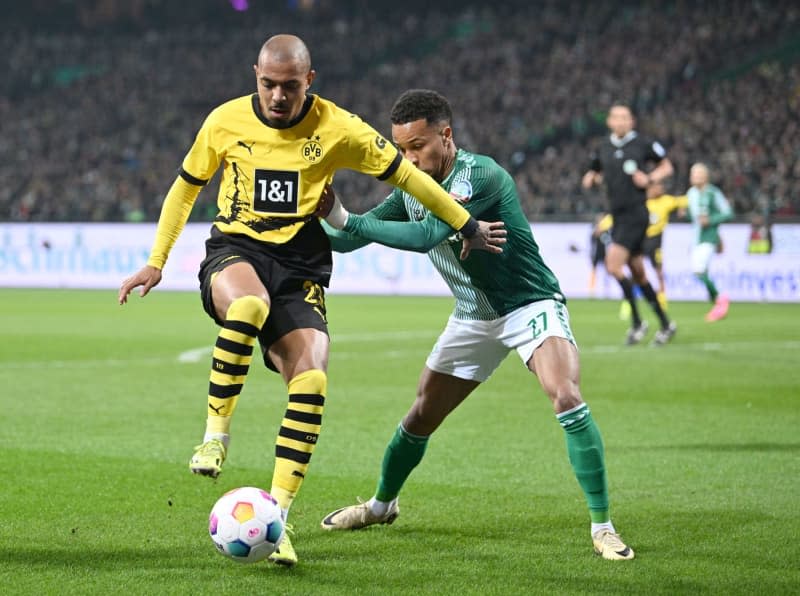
left=4, top=339, right=799, bottom=370
left=177, top=346, right=212, bottom=363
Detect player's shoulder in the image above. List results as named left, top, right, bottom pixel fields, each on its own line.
left=456, top=149, right=507, bottom=177
left=206, top=94, right=254, bottom=120
left=311, top=94, right=362, bottom=126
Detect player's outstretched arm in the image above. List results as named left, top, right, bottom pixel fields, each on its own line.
left=118, top=175, right=201, bottom=305
left=118, top=265, right=162, bottom=304
left=321, top=220, right=372, bottom=253
left=322, top=185, right=504, bottom=255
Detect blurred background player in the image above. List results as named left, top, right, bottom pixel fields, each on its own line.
left=588, top=212, right=613, bottom=298
left=686, top=162, right=733, bottom=321
left=582, top=103, right=676, bottom=346
left=641, top=181, right=688, bottom=310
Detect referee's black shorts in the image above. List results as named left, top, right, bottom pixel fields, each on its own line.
left=198, top=228, right=329, bottom=372
left=610, top=215, right=648, bottom=256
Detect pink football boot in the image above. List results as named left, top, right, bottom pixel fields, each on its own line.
left=705, top=294, right=730, bottom=322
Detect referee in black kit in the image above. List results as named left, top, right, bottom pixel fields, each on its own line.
left=582, top=102, right=676, bottom=346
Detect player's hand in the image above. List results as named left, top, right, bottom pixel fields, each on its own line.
left=314, top=184, right=335, bottom=218
left=460, top=220, right=506, bottom=260
left=632, top=170, right=650, bottom=188
left=699, top=214, right=710, bottom=228
left=581, top=171, right=598, bottom=189
left=118, top=265, right=162, bottom=305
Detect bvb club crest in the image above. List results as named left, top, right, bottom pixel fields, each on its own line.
left=302, top=136, right=323, bottom=162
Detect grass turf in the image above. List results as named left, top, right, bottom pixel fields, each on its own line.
left=1, top=289, right=798, bottom=595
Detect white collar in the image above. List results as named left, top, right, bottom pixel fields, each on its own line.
left=609, top=131, right=637, bottom=148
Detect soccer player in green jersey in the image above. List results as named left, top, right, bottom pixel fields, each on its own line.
left=118, top=37, right=502, bottom=567
left=686, top=163, right=733, bottom=321
left=319, top=90, right=634, bottom=560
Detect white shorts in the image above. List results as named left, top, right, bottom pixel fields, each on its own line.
left=425, top=299, right=577, bottom=383
left=691, top=242, right=716, bottom=274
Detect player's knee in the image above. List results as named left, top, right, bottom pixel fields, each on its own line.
left=226, top=295, right=269, bottom=327
left=288, top=368, right=328, bottom=397
left=549, top=380, right=582, bottom=412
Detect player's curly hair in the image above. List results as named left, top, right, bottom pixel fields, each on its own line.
left=390, top=89, right=452, bottom=126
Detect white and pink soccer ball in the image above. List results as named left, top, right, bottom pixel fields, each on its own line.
left=209, top=487, right=284, bottom=563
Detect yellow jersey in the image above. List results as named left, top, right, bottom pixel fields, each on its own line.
left=645, top=194, right=688, bottom=237
left=146, top=93, right=474, bottom=271
left=183, top=93, right=400, bottom=244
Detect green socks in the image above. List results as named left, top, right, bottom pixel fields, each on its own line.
left=558, top=404, right=610, bottom=523
left=697, top=272, right=719, bottom=302
left=375, top=424, right=429, bottom=502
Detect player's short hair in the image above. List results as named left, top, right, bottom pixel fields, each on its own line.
left=609, top=101, right=636, bottom=118
left=390, top=89, right=452, bottom=127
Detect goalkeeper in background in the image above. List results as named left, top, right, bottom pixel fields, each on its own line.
left=319, top=89, right=634, bottom=561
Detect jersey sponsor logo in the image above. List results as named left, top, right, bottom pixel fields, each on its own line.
left=449, top=179, right=473, bottom=203
left=614, top=149, right=624, bottom=159
left=301, top=136, right=323, bottom=162
left=253, top=169, right=300, bottom=214
left=622, top=159, right=638, bottom=174
left=375, top=135, right=387, bottom=150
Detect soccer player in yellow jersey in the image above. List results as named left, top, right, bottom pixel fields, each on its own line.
left=643, top=182, right=688, bottom=308
left=117, top=34, right=502, bottom=567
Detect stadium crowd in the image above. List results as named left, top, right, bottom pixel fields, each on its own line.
left=2, top=0, right=799, bottom=222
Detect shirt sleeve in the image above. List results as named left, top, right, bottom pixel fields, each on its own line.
left=323, top=190, right=409, bottom=253
left=589, top=151, right=602, bottom=172
left=337, top=188, right=448, bottom=253
left=644, top=136, right=668, bottom=163
left=146, top=176, right=203, bottom=269
left=181, top=111, right=222, bottom=182
left=384, top=159, right=474, bottom=233
left=338, top=114, right=403, bottom=179
left=342, top=163, right=504, bottom=253
left=710, top=188, right=734, bottom=225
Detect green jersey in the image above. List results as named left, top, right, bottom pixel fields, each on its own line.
left=328, top=149, right=564, bottom=320
left=687, top=183, right=733, bottom=245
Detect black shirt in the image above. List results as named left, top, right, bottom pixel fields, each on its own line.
left=590, top=131, right=667, bottom=222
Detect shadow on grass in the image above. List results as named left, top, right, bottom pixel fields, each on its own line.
left=628, top=442, right=800, bottom=453
left=0, top=546, right=307, bottom=577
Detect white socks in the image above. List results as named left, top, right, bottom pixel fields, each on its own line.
left=367, top=497, right=396, bottom=517
left=203, top=432, right=230, bottom=448
left=591, top=521, right=616, bottom=536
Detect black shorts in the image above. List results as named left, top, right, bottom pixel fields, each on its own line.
left=198, top=228, right=329, bottom=372
left=590, top=236, right=607, bottom=267
left=610, top=217, right=648, bottom=255
left=642, top=234, right=663, bottom=268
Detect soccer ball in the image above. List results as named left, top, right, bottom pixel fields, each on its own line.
left=209, top=486, right=284, bottom=563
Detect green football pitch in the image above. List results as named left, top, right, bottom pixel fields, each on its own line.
left=1, top=289, right=798, bottom=595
